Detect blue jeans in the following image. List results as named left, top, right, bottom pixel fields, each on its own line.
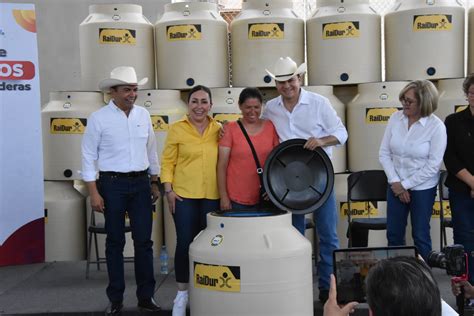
left=173, top=198, right=219, bottom=283
left=99, top=174, right=155, bottom=303
left=386, top=186, right=437, bottom=261
left=230, top=201, right=258, bottom=211
left=292, top=191, right=338, bottom=290
left=449, top=190, right=474, bottom=284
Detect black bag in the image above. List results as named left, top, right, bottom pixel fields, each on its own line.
left=237, top=120, right=276, bottom=210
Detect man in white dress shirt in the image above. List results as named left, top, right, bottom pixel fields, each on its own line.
left=263, top=57, right=348, bottom=302
left=82, top=66, right=161, bottom=315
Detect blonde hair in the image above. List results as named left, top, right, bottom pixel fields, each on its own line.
left=399, top=80, right=438, bottom=117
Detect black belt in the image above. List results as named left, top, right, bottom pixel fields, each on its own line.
left=99, top=170, right=148, bottom=178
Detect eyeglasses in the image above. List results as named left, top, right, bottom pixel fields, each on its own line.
left=400, top=98, right=417, bottom=106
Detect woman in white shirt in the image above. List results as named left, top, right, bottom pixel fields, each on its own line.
left=379, top=80, right=447, bottom=260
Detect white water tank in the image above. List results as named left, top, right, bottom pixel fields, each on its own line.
left=230, top=0, right=304, bottom=87
left=42, top=91, right=105, bottom=181
left=79, top=4, right=155, bottom=91
left=468, top=7, right=474, bottom=73
left=189, top=210, right=313, bottom=316
left=305, top=85, right=347, bottom=173
left=155, top=1, right=229, bottom=89
left=347, top=81, right=408, bottom=172
left=210, top=87, right=244, bottom=124
left=385, top=0, right=464, bottom=81
left=307, top=0, right=381, bottom=85
left=44, top=181, right=86, bottom=261
left=135, top=90, right=187, bottom=161
left=436, top=78, right=468, bottom=122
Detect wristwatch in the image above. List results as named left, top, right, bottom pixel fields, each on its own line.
left=150, top=180, right=159, bottom=186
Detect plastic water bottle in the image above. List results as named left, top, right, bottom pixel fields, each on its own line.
left=160, top=245, right=169, bottom=275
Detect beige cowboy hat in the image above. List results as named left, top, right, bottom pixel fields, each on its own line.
left=265, top=57, right=307, bottom=82
left=98, top=66, right=148, bottom=92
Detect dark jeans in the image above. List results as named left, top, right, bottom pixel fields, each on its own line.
left=99, top=174, right=155, bottom=303
left=173, top=198, right=219, bottom=283
left=449, top=189, right=474, bottom=284
left=386, top=186, right=437, bottom=261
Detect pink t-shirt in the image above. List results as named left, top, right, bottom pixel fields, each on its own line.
left=219, top=120, right=280, bottom=205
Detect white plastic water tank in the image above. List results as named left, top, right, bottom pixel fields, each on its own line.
left=436, top=78, right=468, bottom=122
left=135, top=90, right=187, bottom=161
left=347, top=81, right=408, bottom=172
left=210, top=87, right=244, bottom=124
left=385, top=0, right=464, bottom=81
left=79, top=4, right=155, bottom=91
left=468, top=6, right=474, bottom=73
left=305, top=85, right=347, bottom=173
left=42, top=91, right=105, bottom=181
left=155, top=1, right=229, bottom=89
left=189, top=210, right=313, bottom=316
left=44, top=181, right=86, bottom=261
left=230, top=0, right=304, bottom=87
left=306, top=0, right=381, bottom=85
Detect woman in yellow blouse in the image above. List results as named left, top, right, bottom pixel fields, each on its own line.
left=160, top=85, right=220, bottom=316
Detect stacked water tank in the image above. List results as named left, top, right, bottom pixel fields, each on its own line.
left=385, top=0, right=464, bottom=80
left=42, top=92, right=104, bottom=261
left=79, top=4, right=155, bottom=90
left=230, top=0, right=304, bottom=87
left=306, top=0, right=381, bottom=85
left=155, top=1, right=229, bottom=89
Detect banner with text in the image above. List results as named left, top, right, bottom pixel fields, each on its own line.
left=0, top=3, right=44, bottom=266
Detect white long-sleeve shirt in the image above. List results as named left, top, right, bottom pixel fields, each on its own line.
left=262, top=88, right=348, bottom=158
left=81, top=101, right=159, bottom=182
left=379, top=111, right=446, bottom=190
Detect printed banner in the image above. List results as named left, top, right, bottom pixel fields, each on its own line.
left=0, top=3, right=44, bottom=265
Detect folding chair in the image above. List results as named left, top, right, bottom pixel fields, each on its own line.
left=438, top=170, right=453, bottom=250
left=85, top=208, right=134, bottom=279
left=347, top=170, right=388, bottom=247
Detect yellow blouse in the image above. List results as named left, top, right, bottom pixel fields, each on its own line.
left=160, top=115, right=220, bottom=199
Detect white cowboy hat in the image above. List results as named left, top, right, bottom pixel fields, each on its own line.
left=265, top=57, right=306, bottom=82
left=98, top=66, right=148, bottom=92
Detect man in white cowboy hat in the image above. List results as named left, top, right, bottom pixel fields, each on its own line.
left=82, top=66, right=161, bottom=314
left=264, top=56, right=348, bottom=303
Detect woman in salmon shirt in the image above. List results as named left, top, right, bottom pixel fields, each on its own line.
left=217, top=87, right=280, bottom=210
left=160, top=85, right=220, bottom=316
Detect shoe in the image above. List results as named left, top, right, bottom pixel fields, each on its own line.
left=172, top=292, right=188, bottom=316
left=137, top=297, right=161, bottom=312
left=105, top=301, right=123, bottom=315
left=319, top=289, right=329, bottom=303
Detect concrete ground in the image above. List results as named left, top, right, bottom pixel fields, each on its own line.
left=0, top=259, right=459, bottom=316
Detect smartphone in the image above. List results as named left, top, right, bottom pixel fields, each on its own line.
left=333, top=246, right=417, bottom=303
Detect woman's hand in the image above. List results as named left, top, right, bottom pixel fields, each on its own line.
left=391, top=182, right=405, bottom=196
left=166, top=190, right=183, bottom=214
left=398, top=190, right=411, bottom=204
left=220, top=195, right=232, bottom=210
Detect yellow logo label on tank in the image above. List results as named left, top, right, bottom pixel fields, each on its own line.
left=99, top=28, right=136, bottom=45
left=50, top=118, right=87, bottom=134
left=413, top=14, right=452, bottom=31
left=167, top=24, right=202, bottom=41
left=151, top=115, right=169, bottom=132
left=365, top=108, right=400, bottom=124
left=248, top=23, right=284, bottom=40
left=213, top=113, right=242, bottom=124
left=339, top=201, right=379, bottom=218
left=455, top=105, right=468, bottom=113
left=322, top=21, right=360, bottom=39
left=431, top=201, right=451, bottom=218
left=194, top=262, right=241, bottom=292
